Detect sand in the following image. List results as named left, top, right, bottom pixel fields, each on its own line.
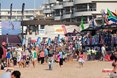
left=10, top=61, right=112, bottom=78
left=0, top=61, right=113, bottom=78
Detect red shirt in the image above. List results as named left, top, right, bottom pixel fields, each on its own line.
left=40, top=51, right=44, bottom=58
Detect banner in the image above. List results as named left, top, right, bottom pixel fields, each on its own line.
left=37, top=37, right=41, bottom=45
left=2, top=21, right=21, bottom=35
left=21, top=3, right=25, bottom=20
left=9, top=3, right=13, bottom=20
left=22, top=38, right=26, bottom=46
left=54, top=25, right=64, bottom=34
left=47, top=38, right=51, bottom=46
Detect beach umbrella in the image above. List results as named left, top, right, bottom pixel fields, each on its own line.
left=81, top=26, right=96, bottom=32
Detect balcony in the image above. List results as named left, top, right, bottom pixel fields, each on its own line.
left=43, top=9, right=52, bottom=13
left=73, top=11, right=96, bottom=17
left=73, top=8, right=96, bottom=17
left=74, top=0, right=91, bottom=4
left=62, top=13, right=73, bottom=19
left=53, top=3, right=63, bottom=9
left=63, top=2, right=73, bottom=7
left=54, top=16, right=62, bottom=20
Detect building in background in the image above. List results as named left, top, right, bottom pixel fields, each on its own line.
left=0, top=9, right=44, bottom=21
left=43, top=0, right=117, bottom=24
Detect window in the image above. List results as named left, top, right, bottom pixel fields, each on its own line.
left=75, top=4, right=87, bottom=12
left=55, top=9, right=61, bottom=16
left=64, top=7, right=71, bottom=14
left=89, top=3, right=96, bottom=11
left=40, top=25, right=45, bottom=29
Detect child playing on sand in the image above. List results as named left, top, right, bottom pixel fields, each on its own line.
left=26, top=55, right=30, bottom=67
left=78, top=52, right=85, bottom=68
left=48, top=54, right=53, bottom=70
left=31, top=47, right=37, bottom=67
left=6, top=49, right=11, bottom=67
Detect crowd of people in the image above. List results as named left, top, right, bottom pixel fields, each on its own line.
left=0, top=34, right=117, bottom=78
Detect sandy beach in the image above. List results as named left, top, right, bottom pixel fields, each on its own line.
left=6, top=61, right=112, bottom=78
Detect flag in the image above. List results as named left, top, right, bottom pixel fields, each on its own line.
left=47, top=38, right=51, bottom=46
left=107, top=8, right=117, bottom=22
left=21, top=3, right=25, bottom=20
left=10, top=3, right=13, bottom=20
left=6, top=34, right=9, bottom=44
left=37, top=37, right=41, bottom=45
left=107, top=8, right=113, bottom=17
left=10, top=22, right=14, bottom=30
left=112, top=11, right=117, bottom=16
left=58, top=34, right=60, bottom=43
left=22, top=38, right=26, bottom=46
left=102, top=10, right=108, bottom=25
left=91, top=17, right=95, bottom=28
left=80, top=17, right=84, bottom=30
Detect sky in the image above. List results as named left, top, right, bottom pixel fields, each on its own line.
left=0, top=0, right=47, bottom=9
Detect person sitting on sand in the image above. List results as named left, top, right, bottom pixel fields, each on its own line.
left=110, top=60, right=117, bottom=78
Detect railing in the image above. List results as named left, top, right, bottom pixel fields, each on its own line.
left=63, top=11, right=73, bottom=14
left=55, top=2, right=63, bottom=5
left=75, top=8, right=96, bottom=12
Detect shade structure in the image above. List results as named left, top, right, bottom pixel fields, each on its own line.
left=81, top=26, right=99, bottom=32
left=21, top=19, right=78, bottom=26
left=99, top=24, right=117, bottom=30
left=65, top=32, right=78, bottom=36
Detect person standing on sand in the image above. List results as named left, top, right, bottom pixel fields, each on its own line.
left=101, top=45, right=106, bottom=61
left=0, top=42, right=7, bottom=70
left=31, top=47, right=37, bottom=67
left=6, top=49, right=11, bottom=67
left=58, top=50, right=63, bottom=67
left=40, top=50, right=45, bottom=64
left=0, top=44, right=4, bottom=70
left=16, top=45, right=22, bottom=68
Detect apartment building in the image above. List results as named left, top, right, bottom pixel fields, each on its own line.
left=0, top=9, right=43, bottom=21
left=43, top=0, right=117, bottom=24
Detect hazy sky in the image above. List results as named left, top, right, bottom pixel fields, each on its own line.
left=0, top=0, right=47, bottom=9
